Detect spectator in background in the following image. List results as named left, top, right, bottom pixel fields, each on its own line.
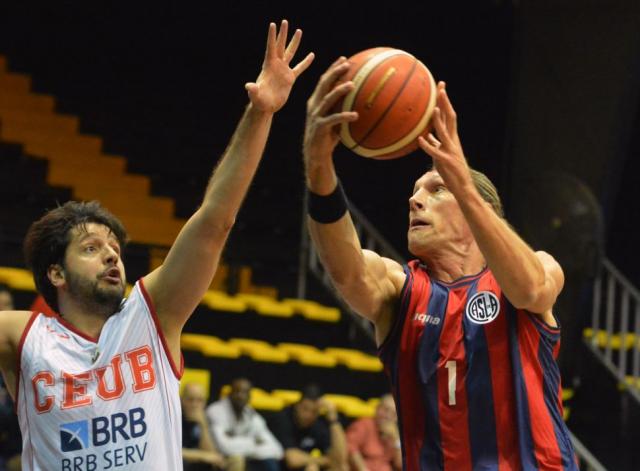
left=182, top=382, right=226, bottom=471
left=207, top=378, right=282, bottom=471
left=345, top=394, right=400, bottom=471
left=269, top=384, right=347, bottom=471
left=0, top=285, right=19, bottom=471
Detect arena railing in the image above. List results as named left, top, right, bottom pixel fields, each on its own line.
left=588, top=257, right=640, bottom=404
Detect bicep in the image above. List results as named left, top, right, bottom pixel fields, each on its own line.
left=334, top=250, right=405, bottom=323
left=527, top=251, right=565, bottom=316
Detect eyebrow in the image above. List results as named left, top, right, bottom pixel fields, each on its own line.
left=77, top=232, right=120, bottom=246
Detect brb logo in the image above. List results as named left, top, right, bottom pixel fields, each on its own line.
left=59, top=407, right=147, bottom=452
left=60, top=420, right=89, bottom=452
left=465, top=291, right=500, bottom=325
left=58, top=408, right=148, bottom=470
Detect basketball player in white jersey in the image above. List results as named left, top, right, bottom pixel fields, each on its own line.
left=0, top=20, right=314, bottom=471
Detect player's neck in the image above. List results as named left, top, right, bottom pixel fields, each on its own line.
left=57, top=295, right=115, bottom=339
left=421, top=244, right=486, bottom=283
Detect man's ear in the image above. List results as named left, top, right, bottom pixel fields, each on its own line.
left=47, top=264, right=65, bottom=288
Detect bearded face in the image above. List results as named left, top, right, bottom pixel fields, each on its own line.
left=65, top=265, right=124, bottom=315
left=54, top=223, right=127, bottom=317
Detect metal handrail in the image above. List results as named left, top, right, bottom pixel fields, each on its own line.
left=588, top=257, right=640, bottom=403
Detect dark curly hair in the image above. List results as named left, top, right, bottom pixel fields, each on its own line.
left=23, top=201, right=128, bottom=312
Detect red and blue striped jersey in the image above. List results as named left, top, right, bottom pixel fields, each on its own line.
left=378, top=261, right=577, bottom=471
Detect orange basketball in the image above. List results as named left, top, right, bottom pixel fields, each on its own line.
left=337, top=47, right=437, bottom=159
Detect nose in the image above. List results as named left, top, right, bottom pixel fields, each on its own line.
left=103, top=246, right=119, bottom=265
left=409, top=192, right=424, bottom=211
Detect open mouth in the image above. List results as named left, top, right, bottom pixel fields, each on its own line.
left=410, top=218, right=431, bottom=228
left=101, top=267, right=122, bottom=284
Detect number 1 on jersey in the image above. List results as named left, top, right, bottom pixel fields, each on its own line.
left=445, top=360, right=456, bottom=406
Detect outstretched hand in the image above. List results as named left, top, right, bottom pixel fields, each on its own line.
left=246, top=20, right=315, bottom=113
left=418, top=82, right=474, bottom=194
left=303, top=57, right=359, bottom=165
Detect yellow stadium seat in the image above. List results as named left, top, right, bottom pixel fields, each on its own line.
left=181, top=333, right=241, bottom=359
left=0, top=267, right=35, bottom=291
left=202, top=291, right=247, bottom=313
left=272, top=389, right=302, bottom=406
left=250, top=388, right=286, bottom=411
left=277, top=343, right=337, bottom=368
left=180, top=368, right=212, bottom=401
left=323, top=394, right=375, bottom=418
left=236, top=293, right=295, bottom=317
left=324, top=347, right=384, bottom=372
left=228, top=338, right=290, bottom=363
left=282, top=298, right=341, bottom=323
left=583, top=328, right=638, bottom=350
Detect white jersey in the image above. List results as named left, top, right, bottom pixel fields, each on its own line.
left=16, top=280, right=184, bottom=471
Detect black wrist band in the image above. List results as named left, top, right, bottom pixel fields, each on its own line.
left=308, top=181, right=348, bottom=224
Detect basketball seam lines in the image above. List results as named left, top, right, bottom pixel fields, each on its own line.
left=351, top=57, right=418, bottom=152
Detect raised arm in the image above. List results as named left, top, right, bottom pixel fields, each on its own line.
left=143, top=21, right=314, bottom=357
left=303, top=58, right=405, bottom=344
left=418, top=82, right=564, bottom=322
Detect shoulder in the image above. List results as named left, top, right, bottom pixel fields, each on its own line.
left=0, top=310, right=36, bottom=377
left=206, top=399, right=227, bottom=414
left=0, top=310, right=34, bottom=343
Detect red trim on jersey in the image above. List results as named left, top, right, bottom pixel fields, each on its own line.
left=138, top=278, right=184, bottom=379
left=437, top=285, right=473, bottom=470
left=478, top=276, right=521, bottom=470
left=517, top=315, right=564, bottom=470
left=14, top=311, right=39, bottom=412
left=435, top=265, right=489, bottom=288
left=54, top=313, right=99, bottom=343
left=398, top=269, right=428, bottom=471
left=528, top=312, right=561, bottom=334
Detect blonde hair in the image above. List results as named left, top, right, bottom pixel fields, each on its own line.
left=469, top=168, right=504, bottom=218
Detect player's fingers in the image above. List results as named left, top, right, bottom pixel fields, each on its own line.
left=276, top=19, right=289, bottom=57
left=431, top=108, right=453, bottom=147
left=438, top=84, right=458, bottom=136
left=318, top=111, right=359, bottom=129
left=265, top=22, right=277, bottom=59
left=309, top=59, right=350, bottom=106
left=284, top=28, right=302, bottom=62
left=316, top=81, right=354, bottom=116
left=292, top=52, right=315, bottom=77
left=418, top=135, right=445, bottom=160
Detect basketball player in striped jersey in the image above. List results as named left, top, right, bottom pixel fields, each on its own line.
left=0, top=21, right=314, bottom=471
left=303, top=58, right=578, bottom=470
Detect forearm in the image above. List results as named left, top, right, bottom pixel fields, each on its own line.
left=285, top=449, right=326, bottom=469
left=182, top=448, right=213, bottom=463
left=197, top=420, right=217, bottom=452
left=456, top=185, right=547, bottom=308
left=215, top=433, right=255, bottom=456
left=200, top=103, right=273, bottom=229
left=328, top=421, right=348, bottom=468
